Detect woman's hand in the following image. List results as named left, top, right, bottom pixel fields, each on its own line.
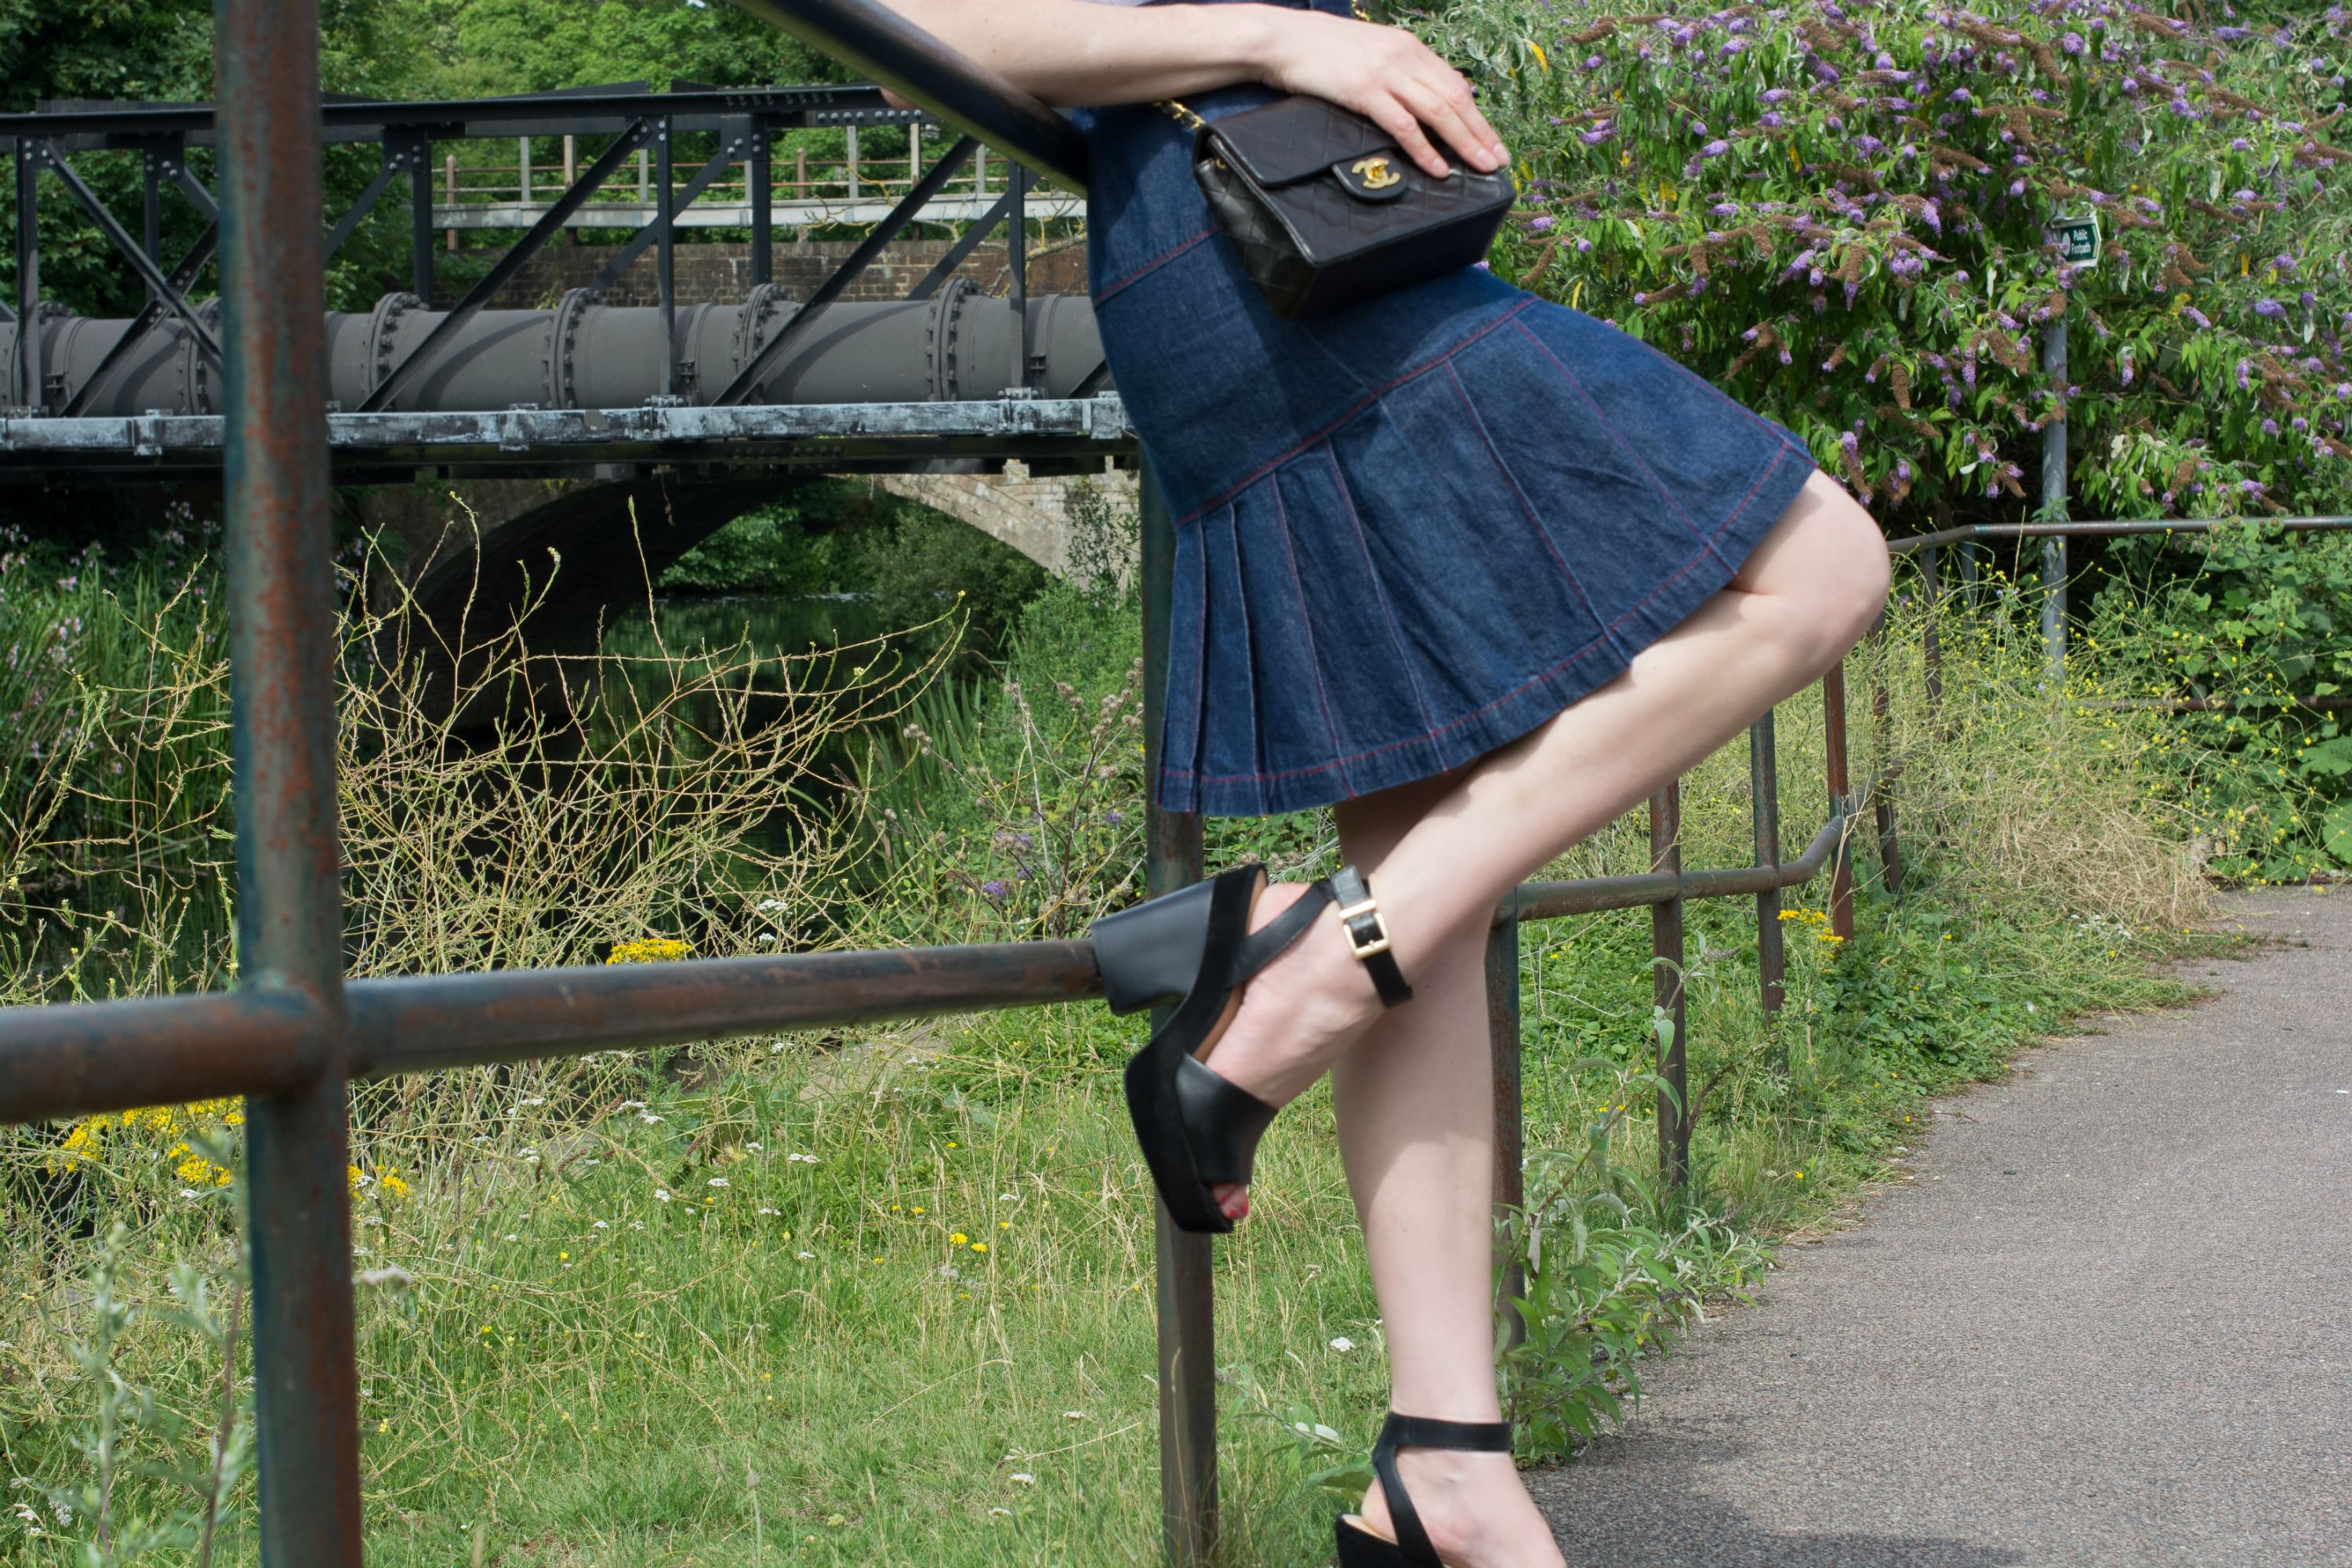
left=1254, top=7, right=1508, bottom=179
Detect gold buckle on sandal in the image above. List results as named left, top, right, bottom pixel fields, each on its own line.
left=1336, top=898, right=1392, bottom=960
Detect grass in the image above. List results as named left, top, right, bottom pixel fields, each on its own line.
left=0, top=548, right=2242, bottom=1566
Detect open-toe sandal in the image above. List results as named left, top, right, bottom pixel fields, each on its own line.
left=1089, top=861, right=1414, bottom=1234
left=1335, top=1412, right=1515, bottom=1567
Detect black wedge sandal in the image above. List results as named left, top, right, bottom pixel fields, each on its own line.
left=1090, top=861, right=1413, bottom=1234
left=1335, top=1412, right=1516, bottom=1567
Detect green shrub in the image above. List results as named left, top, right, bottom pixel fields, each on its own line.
left=1448, top=0, right=2352, bottom=528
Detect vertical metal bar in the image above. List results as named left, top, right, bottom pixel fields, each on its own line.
left=217, top=2, right=358, bottom=1563
left=442, top=151, right=456, bottom=254
left=408, top=132, right=433, bottom=303
left=1750, top=712, right=1784, bottom=1017
left=1824, top=664, right=1855, bottom=942
left=564, top=132, right=577, bottom=187
left=143, top=144, right=164, bottom=307
left=846, top=123, right=859, bottom=199
left=14, top=141, right=39, bottom=411
left=1139, top=445, right=1214, bottom=1567
left=1650, top=783, right=1688, bottom=1199
left=656, top=115, right=677, bottom=399
left=1009, top=163, right=1029, bottom=390
left=750, top=121, right=773, bottom=285
left=1920, top=541, right=1944, bottom=724
left=1485, top=896, right=1525, bottom=1350
left=1872, top=668, right=1901, bottom=895
left=2042, top=318, right=2069, bottom=679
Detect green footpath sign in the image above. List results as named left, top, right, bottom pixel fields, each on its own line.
left=2046, top=215, right=2100, bottom=265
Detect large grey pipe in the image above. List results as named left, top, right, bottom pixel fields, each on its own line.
left=0, top=278, right=1105, bottom=416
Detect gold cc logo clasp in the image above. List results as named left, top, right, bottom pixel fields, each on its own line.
left=1350, top=155, right=1402, bottom=190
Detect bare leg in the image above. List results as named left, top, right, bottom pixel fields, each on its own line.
left=1203, top=470, right=1889, bottom=1120
left=1329, top=776, right=1565, bottom=1565
left=1184, top=471, right=1886, bottom=1564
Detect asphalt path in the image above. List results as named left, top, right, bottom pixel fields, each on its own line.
left=1530, top=890, right=2352, bottom=1567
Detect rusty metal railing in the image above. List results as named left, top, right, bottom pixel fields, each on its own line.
left=9, top=3, right=2352, bottom=1563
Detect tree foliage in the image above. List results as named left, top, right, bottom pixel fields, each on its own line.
left=1446, top=0, right=2352, bottom=532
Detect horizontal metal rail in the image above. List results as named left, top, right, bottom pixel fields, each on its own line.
left=1888, top=515, right=2352, bottom=554
left=0, top=395, right=1135, bottom=478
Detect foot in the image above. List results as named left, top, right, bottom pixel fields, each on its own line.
left=1197, top=879, right=1392, bottom=1222
left=1351, top=1448, right=1566, bottom=1568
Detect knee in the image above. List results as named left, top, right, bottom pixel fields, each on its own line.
left=1800, top=489, right=1891, bottom=659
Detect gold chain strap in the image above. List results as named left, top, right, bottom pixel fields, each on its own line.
left=1157, top=0, right=1376, bottom=131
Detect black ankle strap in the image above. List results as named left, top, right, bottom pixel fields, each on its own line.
left=1372, top=1412, right=1514, bottom=1566
left=1225, top=865, right=1413, bottom=1008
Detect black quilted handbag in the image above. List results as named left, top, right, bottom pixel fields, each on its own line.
left=1163, top=93, right=1516, bottom=321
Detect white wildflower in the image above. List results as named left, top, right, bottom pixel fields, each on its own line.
left=1328, top=1337, right=1356, bottom=1352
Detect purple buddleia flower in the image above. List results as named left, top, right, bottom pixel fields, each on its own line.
left=2263, top=418, right=2281, bottom=436
left=2183, top=306, right=2212, bottom=328
left=1526, top=215, right=1555, bottom=234
left=981, top=880, right=1007, bottom=903
left=2121, top=76, right=2141, bottom=94
left=1575, top=236, right=1594, bottom=253
left=1583, top=53, right=1603, bottom=70
left=2238, top=359, right=2254, bottom=390
left=1702, top=140, right=1730, bottom=158
left=2239, top=478, right=2265, bottom=495
left=1759, top=111, right=1784, bottom=129
left=1711, top=201, right=1739, bottom=216
left=1760, top=88, right=1789, bottom=103
left=1580, top=126, right=1616, bottom=147
left=2255, top=297, right=2286, bottom=319
left=2061, top=31, right=2086, bottom=55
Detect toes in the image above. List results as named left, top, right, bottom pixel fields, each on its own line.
left=1210, top=1182, right=1250, bottom=1221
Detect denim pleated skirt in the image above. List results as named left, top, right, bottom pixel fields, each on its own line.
left=1073, top=0, right=1820, bottom=818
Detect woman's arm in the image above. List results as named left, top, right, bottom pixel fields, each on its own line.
left=873, top=0, right=1506, bottom=179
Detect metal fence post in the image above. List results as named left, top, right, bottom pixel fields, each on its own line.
left=16, top=142, right=42, bottom=411
left=217, top=2, right=362, bottom=1562
left=2042, top=318, right=2069, bottom=679
left=1139, top=445, right=1214, bottom=1567
left=1649, top=782, right=1688, bottom=1200
left=1749, top=713, right=1784, bottom=1017
left=1485, top=895, right=1525, bottom=1350
left=1872, top=669, right=1902, bottom=895
left=1822, top=665, right=1855, bottom=942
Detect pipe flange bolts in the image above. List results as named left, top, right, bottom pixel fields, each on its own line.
left=365, top=292, right=423, bottom=407
left=545, top=287, right=601, bottom=408
left=730, top=281, right=800, bottom=402
left=926, top=276, right=976, bottom=402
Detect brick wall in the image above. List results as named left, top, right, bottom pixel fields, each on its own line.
left=484, top=237, right=1090, bottom=310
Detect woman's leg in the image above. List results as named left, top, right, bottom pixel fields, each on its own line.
left=1324, top=776, right=1567, bottom=1566
left=1184, top=469, right=1883, bottom=1563
left=1203, top=470, right=1889, bottom=1126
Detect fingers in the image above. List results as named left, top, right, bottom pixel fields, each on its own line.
left=1392, top=71, right=1509, bottom=177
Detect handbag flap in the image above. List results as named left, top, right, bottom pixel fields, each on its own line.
left=1201, top=95, right=1398, bottom=187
